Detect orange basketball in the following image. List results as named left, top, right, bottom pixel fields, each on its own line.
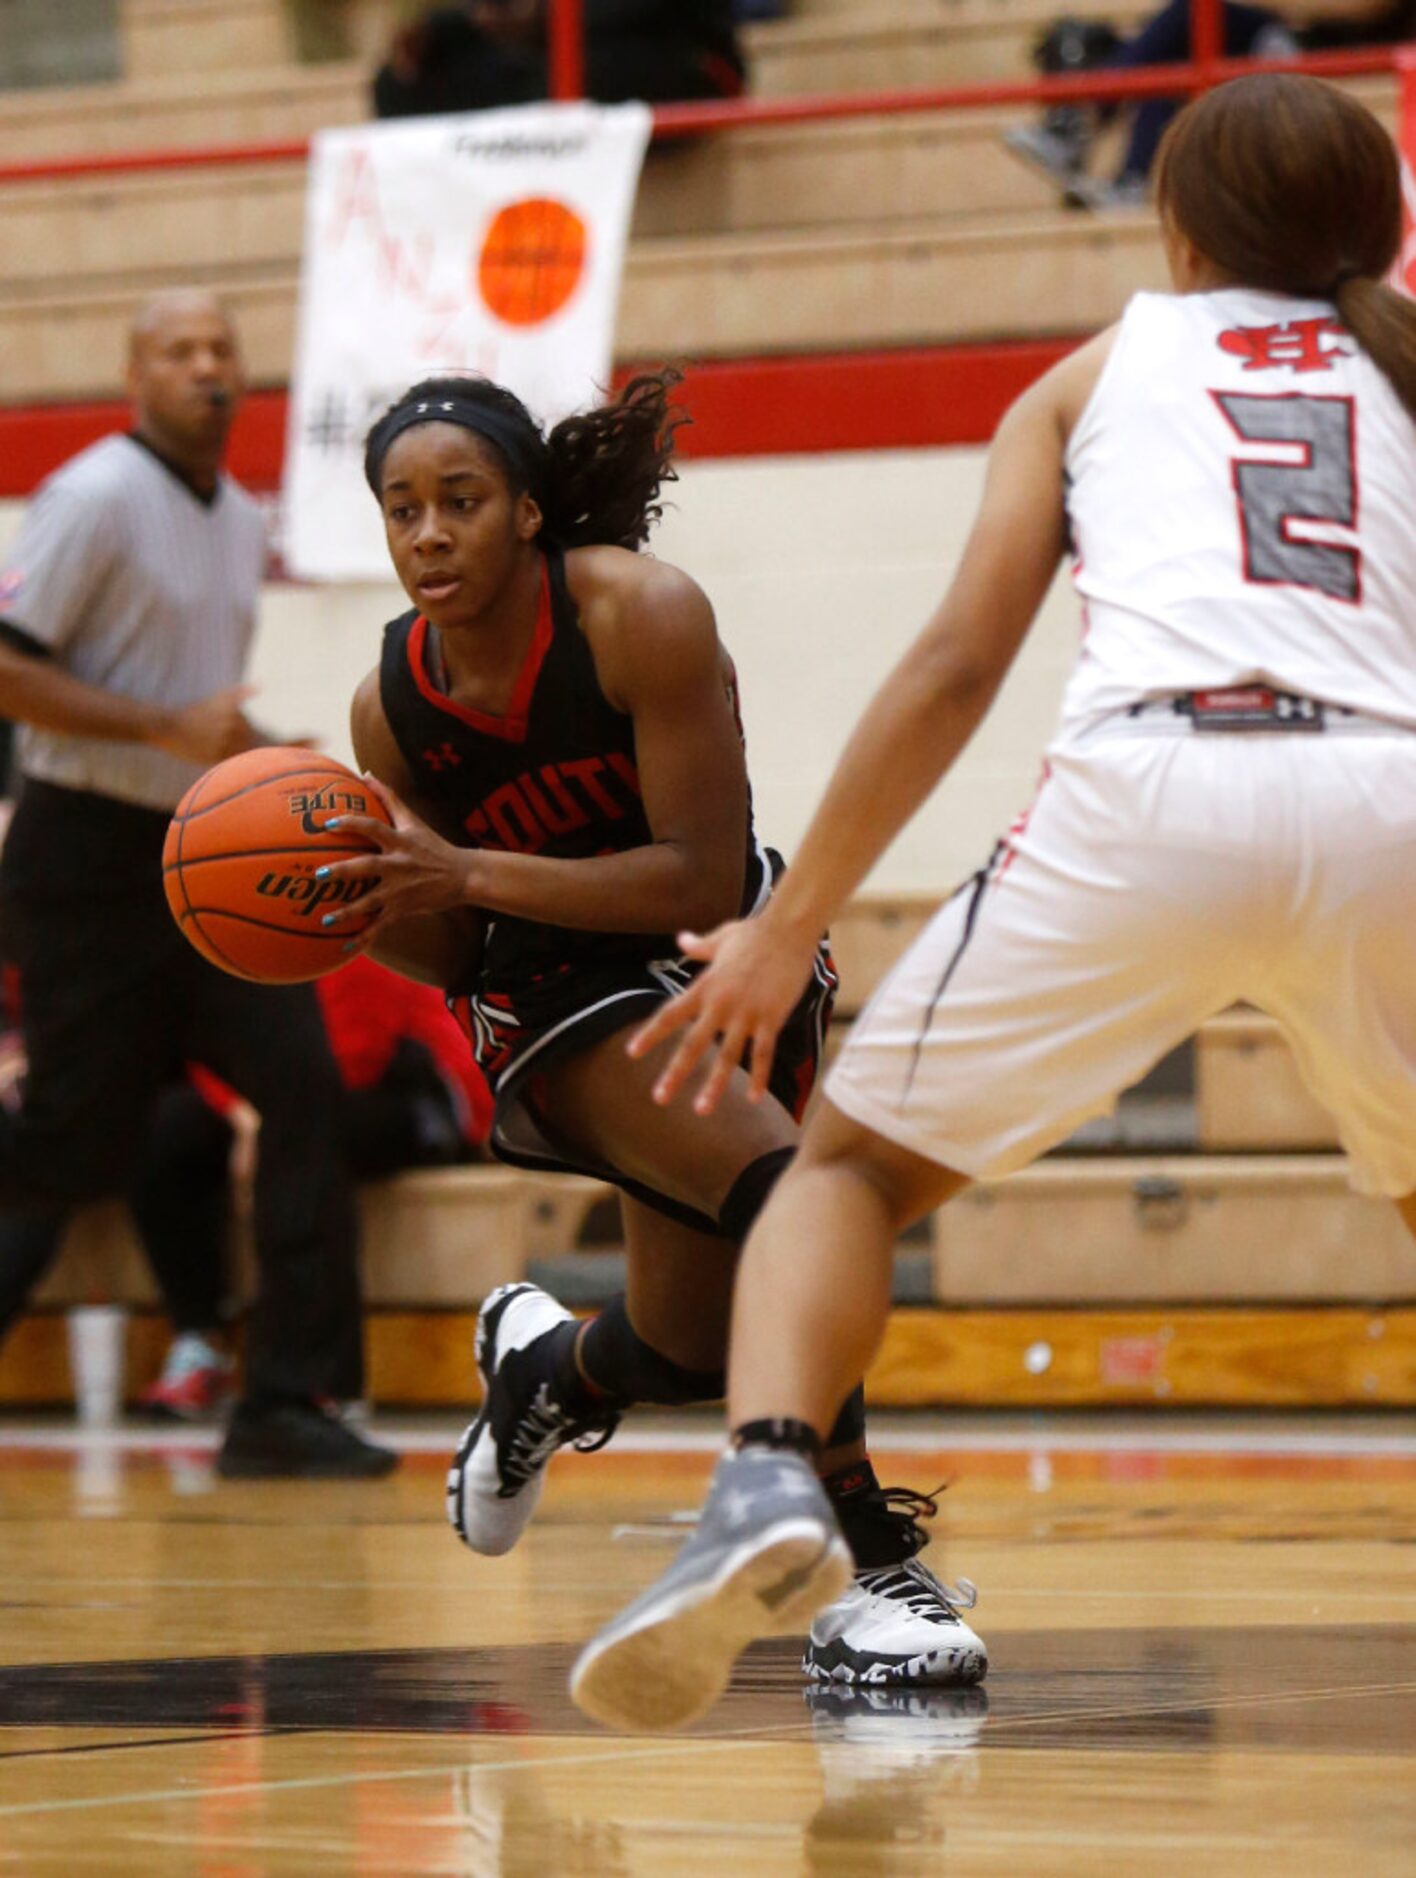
left=477, top=196, right=588, bottom=328
left=163, top=748, right=394, bottom=984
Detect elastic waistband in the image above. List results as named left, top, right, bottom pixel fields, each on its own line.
left=1092, top=688, right=1411, bottom=739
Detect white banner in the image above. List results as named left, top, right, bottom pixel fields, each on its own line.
left=283, top=101, right=652, bottom=581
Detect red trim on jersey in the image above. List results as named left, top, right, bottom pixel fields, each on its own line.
left=406, top=561, right=553, bottom=743
left=996, top=758, right=1053, bottom=881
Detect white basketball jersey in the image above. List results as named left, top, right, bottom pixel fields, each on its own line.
left=1057, top=288, right=1416, bottom=738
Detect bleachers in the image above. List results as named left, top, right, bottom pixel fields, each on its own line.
left=0, top=0, right=1396, bottom=398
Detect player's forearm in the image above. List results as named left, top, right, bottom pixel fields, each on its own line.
left=463, top=840, right=744, bottom=937
left=0, top=653, right=172, bottom=747
left=366, top=909, right=483, bottom=988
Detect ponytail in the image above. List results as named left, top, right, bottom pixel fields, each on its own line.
left=541, top=370, right=687, bottom=550
left=1334, top=275, right=1416, bottom=429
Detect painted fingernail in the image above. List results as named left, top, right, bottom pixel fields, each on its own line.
left=325, top=818, right=342, bottom=830
left=321, top=914, right=337, bottom=927
left=314, top=866, right=329, bottom=879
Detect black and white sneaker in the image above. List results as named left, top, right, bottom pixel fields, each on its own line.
left=810, top=1483, right=988, bottom=1686
left=571, top=1446, right=854, bottom=1733
left=446, top=1282, right=618, bottom=1557
left=805, top=1559, right=987, bottom=1687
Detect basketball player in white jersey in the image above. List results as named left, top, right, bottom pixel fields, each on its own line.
left=569, top=73, right=1416, bottom=1731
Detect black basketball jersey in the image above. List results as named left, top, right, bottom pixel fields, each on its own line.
left=378, top=547, right=768, bottom=994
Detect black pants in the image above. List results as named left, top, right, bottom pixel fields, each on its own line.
left=0, top=782, right=364, bottom=1403
left=373, top=27, right=739, bottom=117
left=129, top=1043, right=467, bottom=1331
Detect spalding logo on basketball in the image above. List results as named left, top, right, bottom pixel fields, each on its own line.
left=163, top=747, right=393, bottom=983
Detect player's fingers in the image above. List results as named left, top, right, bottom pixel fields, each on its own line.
left=627, top=987, right=701, bottom=1059
left=651, top=1011, right=721, bottom=1106
left=693, top=1022, right=749, bottom=1117
left=360, top=772, right=405, bottom=823
left=314, top=854, right=380, bottom=883
left=322, top=893, right=382, bottom=928
left=747, top=1022, right=780, bottom=1105
left=322, top=811, right=392, bottom=845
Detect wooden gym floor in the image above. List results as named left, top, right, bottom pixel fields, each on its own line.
left=0, top=1413, right=1411, bottom=1875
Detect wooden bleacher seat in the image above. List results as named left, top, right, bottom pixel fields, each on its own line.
left=0, top=65, right=365, bottom=164
left=743, top=0, right=1150, bottom=96
left=30, top=1165, right=616, bottom=1314
left=1195, top=1010, right=1339, bottom=1152
left=122, top=0, right=296, bottom=79
left=930, top=1154, right=1415, bottom=1304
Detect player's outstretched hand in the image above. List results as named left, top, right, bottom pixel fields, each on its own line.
left=629, top=912, right=821, bottom=1115
left=314, top=777, right=473, bottom=932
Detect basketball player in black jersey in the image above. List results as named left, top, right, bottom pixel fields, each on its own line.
left=316, top=371, right=986, bottom=1690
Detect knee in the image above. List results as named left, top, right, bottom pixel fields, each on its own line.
left=796, top=1110, right=959, bottom=1236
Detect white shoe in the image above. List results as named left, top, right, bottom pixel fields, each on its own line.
left=804, top=1557, right=988, bottom=1687
left=446, top=1282, right=618, bottom=1557
left=1003, top=117, right=1091, bottom=185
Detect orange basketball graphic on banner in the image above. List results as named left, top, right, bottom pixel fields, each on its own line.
left=478, top=197, right=588, bottom=327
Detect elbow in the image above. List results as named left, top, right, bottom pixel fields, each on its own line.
left=669, top=847, right=744, bottom=934
left=917, top=646, right=1003, bottom=720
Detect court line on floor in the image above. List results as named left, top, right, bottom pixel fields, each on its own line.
left=0, top=1725, right=808, bottom=1821
left=0, top=1424, right=1411, bottom=1459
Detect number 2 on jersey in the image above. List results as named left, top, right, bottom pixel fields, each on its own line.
left=1212, top=392, right=1360, bottom=604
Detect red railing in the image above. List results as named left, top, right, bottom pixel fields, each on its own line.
left=0, top=0, right=1405, bottom=189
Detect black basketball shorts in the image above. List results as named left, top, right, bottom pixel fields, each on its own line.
left=449, top=940, right=838, bottom=1233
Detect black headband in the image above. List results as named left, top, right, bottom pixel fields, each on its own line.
left=364, top=395, right=545, bottom=495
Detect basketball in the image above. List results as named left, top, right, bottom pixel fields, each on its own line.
left=477, top=196, right=588, bottom=328
left=163, top=747, right=393, bottom=984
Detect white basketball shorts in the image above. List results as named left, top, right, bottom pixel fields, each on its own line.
left=827, top=725, right=1416, bottom=1196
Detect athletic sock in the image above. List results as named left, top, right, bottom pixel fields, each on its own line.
left=731, top=1416, right=822, bottom=1461
left=575, top=1297, right=725, bottom=1407
left=821, top=1455, right=882, bottom=1506
left=546, top=1320, right=604, bottom=1416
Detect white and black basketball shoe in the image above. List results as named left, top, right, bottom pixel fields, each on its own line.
left=446, top=1282, right=619, bottom=1557
left=808, top=1485, right=988, bottom=1687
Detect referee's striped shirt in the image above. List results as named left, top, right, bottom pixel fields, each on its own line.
left=0, top=433, right=267, bottom=812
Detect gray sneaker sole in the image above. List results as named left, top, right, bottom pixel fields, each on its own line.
left=571, top=1521, right=854, bottom=1733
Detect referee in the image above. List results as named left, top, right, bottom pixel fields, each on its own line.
left=0, top=289, right=396, bottom=1478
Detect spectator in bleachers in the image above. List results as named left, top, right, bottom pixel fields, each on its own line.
left=1005, top=0, right=1415, bottom=209
left=0, top=289, right=395, bottom=1477
left=372, top=0, right=744, bottom=118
